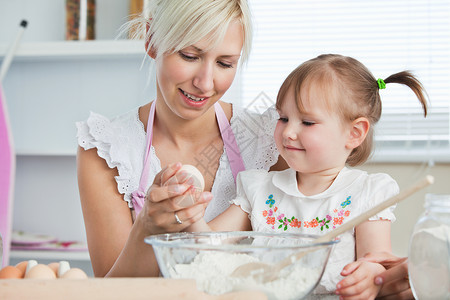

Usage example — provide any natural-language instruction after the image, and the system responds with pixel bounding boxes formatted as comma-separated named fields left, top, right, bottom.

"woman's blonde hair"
left=276, top=54, right=428, bottom=166
left=128, top=0, right=252, bottom=64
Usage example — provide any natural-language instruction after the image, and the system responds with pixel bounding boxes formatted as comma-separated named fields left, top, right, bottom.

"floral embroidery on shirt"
left=277, top=214, right=302, bottom=231
left=341, top=196, right=351, bottom=208
left=261, top=194, right=353, bottom=231
left=266, top=194, right=275, bottom=208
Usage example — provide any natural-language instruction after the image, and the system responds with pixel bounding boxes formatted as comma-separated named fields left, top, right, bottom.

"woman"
left=76, top=0, right=283, bottom=277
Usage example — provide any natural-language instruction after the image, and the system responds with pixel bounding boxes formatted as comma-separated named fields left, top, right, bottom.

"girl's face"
left=154, top=20, right=243, bottom=120
left=274, top=86, right=353, bottom=175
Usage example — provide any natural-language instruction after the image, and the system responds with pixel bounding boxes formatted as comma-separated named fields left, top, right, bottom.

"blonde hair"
left=276, top=54, right=428, bottom=166
left=127, top=0, right=252, bottom=64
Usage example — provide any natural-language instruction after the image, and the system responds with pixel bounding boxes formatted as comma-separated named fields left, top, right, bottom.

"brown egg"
left=47, top=262, right=60, bottom=274
left=14, top=261, right=28, bottom=278
left=25, top=264, right=57, bottom=279
left=60, top=268, right=88, bottom=279
left=0, top=266, right=22, bottom=279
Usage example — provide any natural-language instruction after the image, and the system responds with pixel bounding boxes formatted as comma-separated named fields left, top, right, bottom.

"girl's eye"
left=179, top=52, right=197, bottom=61
left=278, top=117, right=288, bottom=123
left=302, top=120, right=315, bottom=126
left=217, top=61, right=233, bottom=69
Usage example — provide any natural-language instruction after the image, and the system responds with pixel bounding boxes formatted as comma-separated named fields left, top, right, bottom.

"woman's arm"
left=77, top=147, right=135, bottom=276
left=77, top=147, right=211, bottom=277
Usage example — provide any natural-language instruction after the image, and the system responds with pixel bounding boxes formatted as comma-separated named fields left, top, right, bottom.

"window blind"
left=241, top=0, right=450, bottom=163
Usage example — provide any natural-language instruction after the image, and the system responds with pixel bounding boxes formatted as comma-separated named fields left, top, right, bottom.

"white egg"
left=179, top=165, right=205, bottom=190
left=177, top=164, right=205, bottom=207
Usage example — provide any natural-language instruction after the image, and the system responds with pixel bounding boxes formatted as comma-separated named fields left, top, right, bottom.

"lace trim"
left=77, top=111, right=144, bottom=208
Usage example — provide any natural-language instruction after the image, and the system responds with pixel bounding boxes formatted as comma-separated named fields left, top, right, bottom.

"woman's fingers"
left=153, top=162, right=183, bottom=186
left=146, top=182, right=191, bottom=204
left=375, top=261, right=411, bottom=299
left=361, top=253, right=412, bottom=299
left=163, top=169, right=194, bottom=187
left=376, top=287, right=413, bottom=300
left=374, top=259, right=408, bottom=286
left=376, top=278, right=412, bottom=299
left=173, top=203, right=208, bottom=225
left=362, top=252, right=403, bottom=267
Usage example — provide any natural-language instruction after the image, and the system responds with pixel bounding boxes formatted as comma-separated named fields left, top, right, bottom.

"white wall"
left=360, top=163, right=450, bottom=256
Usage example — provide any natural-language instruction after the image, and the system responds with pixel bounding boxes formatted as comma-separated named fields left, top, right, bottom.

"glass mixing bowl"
left=145, top=231, right=338, bottom=300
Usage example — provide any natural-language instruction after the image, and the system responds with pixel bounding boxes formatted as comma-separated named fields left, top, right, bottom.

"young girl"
left=188, top=54, right=428, bottom=299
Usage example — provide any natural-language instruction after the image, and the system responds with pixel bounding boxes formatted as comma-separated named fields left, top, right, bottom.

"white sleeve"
left=231, top=169, right=269, bottom=214
left=76, top=111, right=140, bottom=208
left=363, top=173, right=399, bottom=222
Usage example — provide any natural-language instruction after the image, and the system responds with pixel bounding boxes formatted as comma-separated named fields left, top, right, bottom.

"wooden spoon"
left=231, top=175, right=435, bottom=282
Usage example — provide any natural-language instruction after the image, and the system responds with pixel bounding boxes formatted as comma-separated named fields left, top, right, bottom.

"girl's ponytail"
left=383, top=71, right=428, bottom=117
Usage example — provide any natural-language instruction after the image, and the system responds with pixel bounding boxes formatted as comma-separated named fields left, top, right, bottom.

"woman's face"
left=155, top=20, right=244, bottom=120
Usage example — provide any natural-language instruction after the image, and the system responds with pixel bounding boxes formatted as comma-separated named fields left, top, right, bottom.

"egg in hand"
left=176, top=164, right=205, bottom=207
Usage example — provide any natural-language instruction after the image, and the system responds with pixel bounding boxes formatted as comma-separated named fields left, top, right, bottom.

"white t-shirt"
left=232, top=167, right=399, bottom=293
left=76, top=105, right=280, bottom=221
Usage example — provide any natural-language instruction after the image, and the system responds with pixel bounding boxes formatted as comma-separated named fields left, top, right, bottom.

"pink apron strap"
left=131, top=101, right=245, bottom=217
left=131, top=101, right=156, bottom=216
left=214, top=102, right=245, bottom=181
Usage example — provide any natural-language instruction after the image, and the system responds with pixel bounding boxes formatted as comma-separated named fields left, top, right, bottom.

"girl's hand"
left=335, top=259, right=385, bottom=300
left=137, top=162, right=212, bottom=234
left=362, top=252, right=413, bottom=300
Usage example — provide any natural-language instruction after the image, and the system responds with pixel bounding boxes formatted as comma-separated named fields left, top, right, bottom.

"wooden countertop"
left=0, top=278, right=268, bottom=300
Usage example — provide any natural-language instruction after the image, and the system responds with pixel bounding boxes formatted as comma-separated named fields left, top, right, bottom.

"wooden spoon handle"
left=314, top=175, right=434, bottom=244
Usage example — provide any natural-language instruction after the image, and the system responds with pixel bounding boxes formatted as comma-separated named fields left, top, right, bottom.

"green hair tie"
left=377, top=78, right=386, bottom=90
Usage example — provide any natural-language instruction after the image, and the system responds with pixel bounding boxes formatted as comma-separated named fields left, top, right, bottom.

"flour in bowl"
left=171, top=251, right=321, bottom=300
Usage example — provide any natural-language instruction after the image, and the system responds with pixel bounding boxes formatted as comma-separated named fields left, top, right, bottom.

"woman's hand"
left=362, top=252, right=413, bottom=300
left=336, top=259, right=385, bottom=300
left=137, top=162, right=212, bottom=234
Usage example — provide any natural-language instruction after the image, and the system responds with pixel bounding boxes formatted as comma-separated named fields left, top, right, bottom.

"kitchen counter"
left=0, top=278, right=341, bottom=299
left=0, top=278, right=268, bottom=300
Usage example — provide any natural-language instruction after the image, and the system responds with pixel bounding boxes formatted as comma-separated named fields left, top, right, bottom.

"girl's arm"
left=335, top=220, right=391, bottom=299
left=185, top=204, right=252, bottom=232
left=77, top=147, right=209, bottom=277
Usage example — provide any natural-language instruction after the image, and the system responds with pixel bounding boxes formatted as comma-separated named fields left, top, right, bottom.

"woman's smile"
left=179, top=88, right=211, bottom=108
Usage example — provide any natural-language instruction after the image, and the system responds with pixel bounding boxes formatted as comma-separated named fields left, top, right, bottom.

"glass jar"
left=408, top=194, right=450, bottom=300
